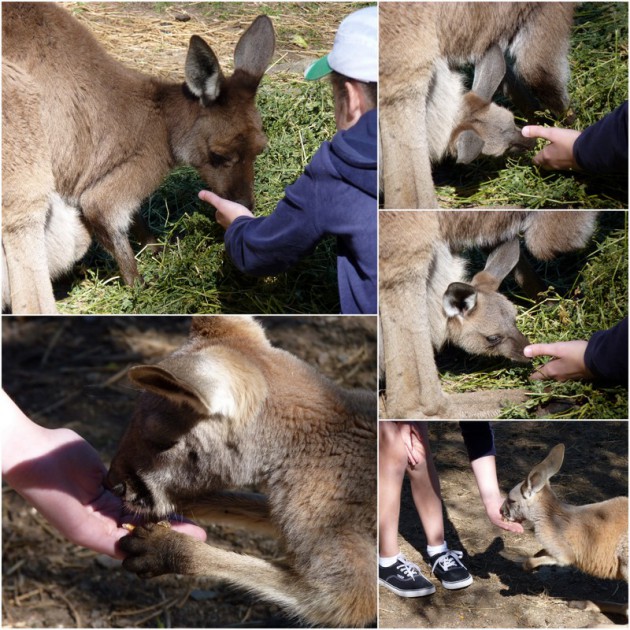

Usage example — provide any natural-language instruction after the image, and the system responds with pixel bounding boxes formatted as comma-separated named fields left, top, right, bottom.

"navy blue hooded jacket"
left=573, top=102, right=628, bottom=173
left=224, top=109, right=377, bottom=314
left=584, top=317, right=628, bottom=386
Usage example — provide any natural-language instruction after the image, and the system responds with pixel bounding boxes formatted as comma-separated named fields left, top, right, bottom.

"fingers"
left=523, top=343, right=560, bottom=359
left=522, top=125, right=554, bottom=141
left=198, top=189, right=221, bottom=206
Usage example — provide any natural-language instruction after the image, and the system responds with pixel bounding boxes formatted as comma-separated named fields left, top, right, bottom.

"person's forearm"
left=2, top=391, right=51, bottom=479
left=470, top=455, right=502, bottom=508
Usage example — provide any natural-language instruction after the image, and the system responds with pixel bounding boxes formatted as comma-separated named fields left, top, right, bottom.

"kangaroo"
left=380, top=2, right=574, bottom=208
left=2, top=3, right=275, bottom=313
left=426, top=46, right=535, bottom=166
left=379, top=239, right=530, bottom=383
left=501, top=444, right=628, bottom=618
left=108, top=316, right=377, bottom=627
left=379, top=210, right=598, bottom=419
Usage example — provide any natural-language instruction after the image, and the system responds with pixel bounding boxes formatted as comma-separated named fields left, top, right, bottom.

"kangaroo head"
left=107, top=316, right=269, bottom=517
left=501, top=444, right=565, bottom=523
left=176, top=16, right=275, bottom=209
left=450, top=44, right=535, bottom=164
left=442, top=239, right=531, bottom=362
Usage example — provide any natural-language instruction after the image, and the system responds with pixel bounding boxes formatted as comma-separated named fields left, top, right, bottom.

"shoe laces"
left=396, top=557, right=421, bottom=579
left=431, top=549, right=464, bottom=574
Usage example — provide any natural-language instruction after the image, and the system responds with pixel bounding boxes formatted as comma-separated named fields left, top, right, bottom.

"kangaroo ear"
left=472, top=239, right=521, bottom=291
left=472, top=44, right=506, bottom=101
left=128, top=365, right=210, bottom=415
left=443, top=282, right=478, bottom=319
left=455, top=129, right=485, bottom=164
left=234, top=15, right=275, bottom=84
left=523, top=444, right=565, bottom=499
left=185, top=35, right=225, bottom=105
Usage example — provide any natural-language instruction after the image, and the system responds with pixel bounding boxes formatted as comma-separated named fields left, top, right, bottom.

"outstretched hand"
left=524, top=340, right=592, bottom=382
left=522, top=125, right=582, bottom=171
left=198, top=190, right=254, bottom=229
left=3, top=392, right=206, bottom=560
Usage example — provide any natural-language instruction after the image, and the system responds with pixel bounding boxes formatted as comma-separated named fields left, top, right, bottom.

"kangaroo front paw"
left=120, top=521, right=187, bottom=578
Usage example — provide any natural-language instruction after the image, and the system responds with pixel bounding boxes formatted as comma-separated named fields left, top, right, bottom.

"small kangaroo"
left=426, top=46, right=535, bottom=166
left=379, top=210, right=598, bottom=419
left=380, top=2, right=574, bottom=208
left=108, top=316, right=377, bottom=627
left=501, top=444, right=628, bottom=618
left=2, top=3, right=275, bottom=313
left=379, top=238, right=530, bottom=383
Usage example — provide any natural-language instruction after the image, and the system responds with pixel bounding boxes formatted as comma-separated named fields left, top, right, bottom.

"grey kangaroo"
left=380, top=2, right=574, bottom=208
left=379, top=210, right=598, bottom=419
left=502, top=444, right=628, bottom=618
left=379, top=238, right=530, bottom=383
left=2, top=3, right=275, bottom=313
left=108, top=316, right=377, bottom=627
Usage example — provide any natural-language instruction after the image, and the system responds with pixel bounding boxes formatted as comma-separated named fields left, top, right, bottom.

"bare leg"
left=379, top=421, right=408, bottom=557
left=406, top=422, right=444, bottom=547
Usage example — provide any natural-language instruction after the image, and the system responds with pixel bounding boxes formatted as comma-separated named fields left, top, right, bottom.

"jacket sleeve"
left=459, top=422, right=496, bottom=461
left=584, top=318, right=628, bottom=385
left=224, top=151, right=328, bottom=276
left=573, top=102, right=628, bottom=174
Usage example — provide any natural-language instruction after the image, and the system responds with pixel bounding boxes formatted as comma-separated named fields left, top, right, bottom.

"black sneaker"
left=379, top=555, right=436, bottom=598
left=429, top=550, right=473, bottom=590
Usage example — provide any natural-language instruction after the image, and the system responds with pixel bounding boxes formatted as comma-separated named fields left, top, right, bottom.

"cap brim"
left=304, top=55, right=332, bottom=81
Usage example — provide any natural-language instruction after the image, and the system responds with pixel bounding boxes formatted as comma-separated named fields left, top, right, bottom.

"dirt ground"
left=379, top=421, right=628, bottom=628
left=2, top=316, right=377, bottom=628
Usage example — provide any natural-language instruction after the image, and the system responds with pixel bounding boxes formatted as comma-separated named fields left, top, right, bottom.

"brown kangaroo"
left=502, top=444, right=628, bottom=619
left=108, top=316, right=377, bottom=627
left=380, top=2, right=574, bottom=208
left=2, top=3, right=275, bottom=313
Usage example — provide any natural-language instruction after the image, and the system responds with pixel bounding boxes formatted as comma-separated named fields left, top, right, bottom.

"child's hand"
left=522, top=126, right=582, bottom=171
left=198, top=190, right=254, bottom=229
left=524, top=340, right=593, bottom=381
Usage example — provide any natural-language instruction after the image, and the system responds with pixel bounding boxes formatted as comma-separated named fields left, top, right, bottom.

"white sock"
left=427, top=542, right=448, bottom=557
left=379, top=553, right=401, bottom=567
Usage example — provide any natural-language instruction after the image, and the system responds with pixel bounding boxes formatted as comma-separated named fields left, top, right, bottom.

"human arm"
left=460, top=422, right=524, bottom=533
left=2, top=391, right=206, bottom=559
left=203, top=153, right=329, bottom=276
left=470, top=455, right=524, bottom=533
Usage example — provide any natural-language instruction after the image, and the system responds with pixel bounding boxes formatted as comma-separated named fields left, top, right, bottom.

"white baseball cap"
left=304, top=6, right=377, bottom=83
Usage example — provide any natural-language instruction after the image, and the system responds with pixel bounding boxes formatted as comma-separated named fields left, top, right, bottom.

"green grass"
left=438, top=211, right=628, bottom=419
left=435, top=2, right=628, bottom=208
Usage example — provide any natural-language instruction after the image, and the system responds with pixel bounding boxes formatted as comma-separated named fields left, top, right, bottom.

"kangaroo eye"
left=486, top=335, right=503, bottom=345
left=149, top=439, right=177, bottom=452
left=209, top=151, right=229, bottom=167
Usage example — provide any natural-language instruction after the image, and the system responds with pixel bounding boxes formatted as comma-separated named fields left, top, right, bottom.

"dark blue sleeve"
left=584, top=318, right=628, bottom=386
left=573, top=102, right=628, bottom=174
left=459, top=422, right=496, bottom=461
left=223, top=149, right=328, bottom=276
